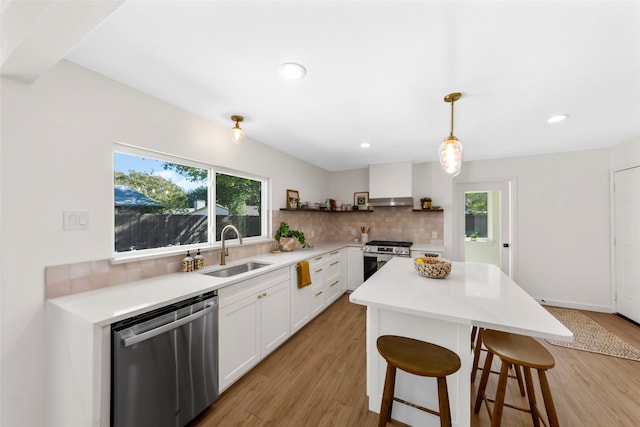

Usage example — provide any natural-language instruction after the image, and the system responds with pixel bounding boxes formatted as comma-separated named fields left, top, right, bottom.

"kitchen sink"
left=202, top=261, right=272, bottom=278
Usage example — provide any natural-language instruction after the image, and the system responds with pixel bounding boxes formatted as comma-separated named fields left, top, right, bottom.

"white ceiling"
left=11, top=1, right=640, bottom=171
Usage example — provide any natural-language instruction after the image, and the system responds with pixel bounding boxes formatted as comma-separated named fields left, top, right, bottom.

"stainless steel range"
left=363, top=240, right=413, bottom=281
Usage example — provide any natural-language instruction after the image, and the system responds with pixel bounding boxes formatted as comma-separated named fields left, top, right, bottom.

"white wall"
left=328, top=167, right=368, bottom=207
left=0, top=60, right=330, bottom=426
left=454, top=150, right=612, bottom=311
left=610, top=137, right=640, bottom=170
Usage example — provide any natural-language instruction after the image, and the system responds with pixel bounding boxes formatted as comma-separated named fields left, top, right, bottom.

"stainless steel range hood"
left=368, top=162, right=414, bottom=207
left=368, top=197, right=414, bottom=207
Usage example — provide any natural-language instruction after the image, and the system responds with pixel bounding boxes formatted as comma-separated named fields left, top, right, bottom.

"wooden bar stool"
left=472, top=327, right=526, bottom=397
left=376, top=335, right=461, bottom=427
left=474, top=330, right=559, bottom=427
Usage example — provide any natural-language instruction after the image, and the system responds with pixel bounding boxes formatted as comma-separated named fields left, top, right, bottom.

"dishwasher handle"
left=122, top=300, right=217, bottom=347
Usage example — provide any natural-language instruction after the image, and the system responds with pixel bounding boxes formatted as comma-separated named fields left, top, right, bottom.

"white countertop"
left=410, top=243, right=445, bottom=253
left=349, top=258, right=573, bottom=342
left=48, top=242, right=355, bottom=326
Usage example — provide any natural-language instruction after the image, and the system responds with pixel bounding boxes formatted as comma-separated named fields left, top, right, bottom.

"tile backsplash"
left=275, top=207, right=444, bottom=244
left=46, top=208, right=443, bottom=299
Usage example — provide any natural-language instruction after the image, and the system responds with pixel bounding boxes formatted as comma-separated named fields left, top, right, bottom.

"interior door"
left=615, top=167, right=640, bottom=322
left=454, top=179, right=515, bottom=278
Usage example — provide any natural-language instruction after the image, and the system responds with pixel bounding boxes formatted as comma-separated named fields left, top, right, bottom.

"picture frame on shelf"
left=354, top=191, right=369, bottom=209
left=286, top=189, right=300, bottom=209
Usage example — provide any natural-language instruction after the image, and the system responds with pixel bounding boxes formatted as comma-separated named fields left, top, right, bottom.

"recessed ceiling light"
left=360, top=142, right=371, bottom=148
left=547, top=114, right=569, bottom=123
left=279, top=62, right=307, bottom=80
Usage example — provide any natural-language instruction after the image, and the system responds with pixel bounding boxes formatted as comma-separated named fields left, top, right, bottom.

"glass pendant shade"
left=438, top=136, right=463, bottom=177
left=230, top=115, right=244, bottom=143
left=231, top=125, right=244, bottom=143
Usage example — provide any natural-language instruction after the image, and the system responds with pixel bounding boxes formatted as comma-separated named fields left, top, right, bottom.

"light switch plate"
left=64, top=211, right=90, bottom=230
left=431, top=231, right=438, bottom=238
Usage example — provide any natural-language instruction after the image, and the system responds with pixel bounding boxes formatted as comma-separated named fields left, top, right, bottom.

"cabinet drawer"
left=219, top=267, right=290, bottom=307
left=325, top=250, right=341, bottom=263
left=325, top=258, right=341, bottom=281
left=308, top=254, right=326, bottom=271
left=326, top=277, right=342, bottom=302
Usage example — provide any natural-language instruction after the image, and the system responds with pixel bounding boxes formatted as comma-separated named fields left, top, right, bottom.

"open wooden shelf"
left=280, top=208, right=373, bottom=213
left=412, top=209, right=444, bottom=212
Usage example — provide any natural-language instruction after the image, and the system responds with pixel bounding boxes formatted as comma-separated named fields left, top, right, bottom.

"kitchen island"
left=349, top=258, right=573, bottom=427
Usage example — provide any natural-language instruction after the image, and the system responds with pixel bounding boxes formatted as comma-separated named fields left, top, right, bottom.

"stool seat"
left=376, top=335, right=461, bottom=427
left=482, top=331, right=555, bottom=370
left=377, top=335, right=461, bottom=377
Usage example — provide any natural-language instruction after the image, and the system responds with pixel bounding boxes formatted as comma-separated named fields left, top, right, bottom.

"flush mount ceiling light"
left=279, top=62, right=307, bottom=80
left=230, top=115, right=244, bottom=143
left=360, top=142, right=371, bottom=148
left=547, top=114, right=569, bottom=123
left=438, top=92, right=463, bottom=177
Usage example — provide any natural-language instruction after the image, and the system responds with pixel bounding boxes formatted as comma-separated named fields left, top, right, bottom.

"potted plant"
left=274, top=221, right=313, bottom=251
left=420, top=197, right=432, bottom=209
left=469, top=231, right=479, bottom=241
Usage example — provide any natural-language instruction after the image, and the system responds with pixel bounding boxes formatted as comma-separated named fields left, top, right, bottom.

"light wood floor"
left=192, top=294, right=640, bottom=426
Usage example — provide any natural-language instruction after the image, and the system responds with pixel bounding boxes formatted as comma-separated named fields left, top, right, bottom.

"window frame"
left=112, top=143, right=271, bottom=262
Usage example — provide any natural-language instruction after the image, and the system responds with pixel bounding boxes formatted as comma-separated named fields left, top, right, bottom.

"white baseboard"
left=534, top=298, right=613, bottom=313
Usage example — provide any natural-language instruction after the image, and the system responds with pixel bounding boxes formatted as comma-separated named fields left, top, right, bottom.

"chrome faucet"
left=220, top=224, right=243, bottom=265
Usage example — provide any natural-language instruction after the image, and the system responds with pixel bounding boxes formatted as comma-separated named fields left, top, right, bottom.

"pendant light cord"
left=450, top=99, right=455, bottom=138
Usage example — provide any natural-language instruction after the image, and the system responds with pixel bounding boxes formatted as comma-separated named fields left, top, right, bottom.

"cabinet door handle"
left=330, top=261, right=339, bottom=266
left=330, top=281, right=339, bottom=287
left=315, top=256, right=324, bottom=261
left=315, top=268, right=323, bottom=273
left=257, top=294, right=262, bottom=299
left=263, top=292, right=267, bottom=297
left=329, top=250, right=339, bottom=255
left=315, top=291, right=323, bottom=296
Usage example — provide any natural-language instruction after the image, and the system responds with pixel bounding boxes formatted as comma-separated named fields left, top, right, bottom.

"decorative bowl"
left=414, top=257, right=452, bottom=279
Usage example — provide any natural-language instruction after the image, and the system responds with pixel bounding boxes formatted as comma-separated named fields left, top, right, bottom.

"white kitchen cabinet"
left=347, top=246, right=364, bottom=290
left=290, top=264, right=311, bottom=333
left=219, top=267, right=290, bottom=391
left=260, top=279, right=290, bottom=356
left=309, top=252, right=329, bottom=317
left=290, top=249, right=345, bottom=332
left=324, top=253, right=342, bottom=305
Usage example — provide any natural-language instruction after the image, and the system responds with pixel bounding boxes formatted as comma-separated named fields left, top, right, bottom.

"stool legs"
left=378, top=364, right=396, bottom=427
left=474, top=350, right=494, bottom=413
left=538, top=369, right=560, bottom=427
left=475, top=357, right=559, bottom=427
left=437, top=377, right=452, bottom=427
left=471, top=328, right=484, bottom=383
left=490, top=361, right=511, bottom=427
left=522, top=367, right=540, bottom=426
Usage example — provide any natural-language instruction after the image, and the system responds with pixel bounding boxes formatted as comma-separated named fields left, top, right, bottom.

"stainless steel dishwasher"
left=111, top=291, right=218, bottom=427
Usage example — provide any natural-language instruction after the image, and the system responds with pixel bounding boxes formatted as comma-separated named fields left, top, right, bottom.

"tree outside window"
left=465, top=192, right=488, bottom=238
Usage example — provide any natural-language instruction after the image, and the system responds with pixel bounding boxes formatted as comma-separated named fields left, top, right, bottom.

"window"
left=215, top=171, right=264, bottom=241
left=465, top=192, right=489, bottom=238
left=114, top=146, right=268, bottom=257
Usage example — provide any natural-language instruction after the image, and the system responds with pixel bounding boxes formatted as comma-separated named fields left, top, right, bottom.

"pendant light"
left=438, top=92, right=463, bottom=177
left=230, top=115, right=244, bottom=143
